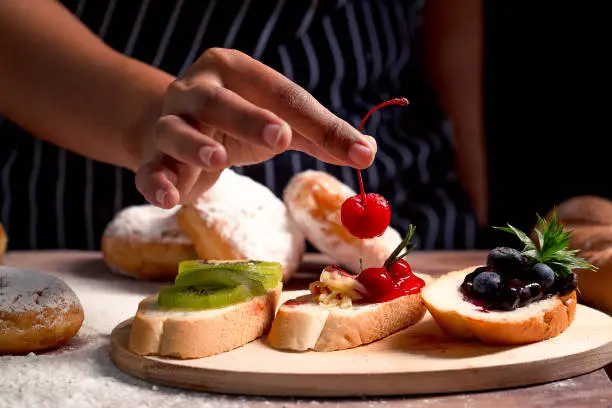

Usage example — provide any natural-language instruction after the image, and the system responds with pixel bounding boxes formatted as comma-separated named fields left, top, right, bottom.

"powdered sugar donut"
left=0, top=266, right=84, bottom=354
left=178, top=168, right=306, bottom=282
left=101, top=205, right=198, bottom=281
left=283, top=170, right=402, bottom=273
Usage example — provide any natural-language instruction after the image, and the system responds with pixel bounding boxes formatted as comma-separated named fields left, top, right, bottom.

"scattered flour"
left=0, top=253, right=393, bottom=408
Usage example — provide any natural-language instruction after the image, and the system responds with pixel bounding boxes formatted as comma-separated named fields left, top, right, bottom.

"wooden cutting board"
left=109, top=290, right=612, bottom=397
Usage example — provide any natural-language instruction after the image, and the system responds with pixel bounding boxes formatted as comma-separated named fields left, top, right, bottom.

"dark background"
left=481, top=2, right=610, bottom=248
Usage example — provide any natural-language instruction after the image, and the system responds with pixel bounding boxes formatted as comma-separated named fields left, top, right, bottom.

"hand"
left=134, top=48, right=376, bottom=209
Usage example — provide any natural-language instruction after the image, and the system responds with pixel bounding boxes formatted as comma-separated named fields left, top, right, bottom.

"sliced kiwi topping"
left=176, top=260, right=282, bottom=290
left=157, top=284, right=266, bottom=310
left=157, top=260, right=282, bottom=310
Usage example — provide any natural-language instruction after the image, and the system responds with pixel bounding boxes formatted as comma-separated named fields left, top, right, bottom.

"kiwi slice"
left=157, top=283, right=266, bottom=310
left=176, top=260, right=282, bottom=290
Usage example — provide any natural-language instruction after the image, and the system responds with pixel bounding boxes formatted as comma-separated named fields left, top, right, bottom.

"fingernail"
left=263, top=124, right=283, bottom=148
left=156, top=189, right=168, bottom=207
left=365, top=135, right=377, bottom=150
left=164, top=169, right=178, bottom=185
left=348, top=143, right=374, bottom=167
left=199, top=146, right=216, bottom=166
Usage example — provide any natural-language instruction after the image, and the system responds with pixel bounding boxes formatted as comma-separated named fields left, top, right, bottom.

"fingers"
left=289, top=133, right=378, bottom=167
left=134, top=160, right=181, bottom=209
left=135, top=155, right=201, bottom=209
left=193, top=48, right=375, bottom=168
left=165, top=76, right=292, bottom=153
left=153, top=114, right=228, bottom=169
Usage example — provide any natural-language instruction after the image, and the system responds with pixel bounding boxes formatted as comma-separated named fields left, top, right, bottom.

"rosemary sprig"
left=384, top=224, right=416, bottom=268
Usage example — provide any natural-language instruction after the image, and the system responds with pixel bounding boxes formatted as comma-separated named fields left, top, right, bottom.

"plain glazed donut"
left=178, top=169, right=306, bottom=282
left=283, top=170, right=402, bottom=273
left=101, top=205, right=198, bottom=281
left=538, top=195, right=612, bottom=315
left=0, top=223, right=6, bottom=264
left=0, top=266, right=84, bottom=354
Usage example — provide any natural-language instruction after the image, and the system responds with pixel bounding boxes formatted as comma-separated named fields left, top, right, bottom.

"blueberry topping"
left=491, top=286, right=520, bottom=311
left=519, top=282, right=543, bottom=307
left=554, top=273, right=577, bottom=296
left=472, top=272, right=502, bottom=298
left=529, top=263, right=556, bottom=291
left=486, top=247, right=527, bottom=276
left=467, top=267, right=488, bottom=282
left=463, top=259, right=577, bottom=311
left=460, top=267, right=490, bottom=296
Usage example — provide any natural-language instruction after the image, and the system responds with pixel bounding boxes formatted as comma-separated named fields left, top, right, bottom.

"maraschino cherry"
left=355, top=225, right=425, bottom=302
left=340, top=98, right=409, bottom=239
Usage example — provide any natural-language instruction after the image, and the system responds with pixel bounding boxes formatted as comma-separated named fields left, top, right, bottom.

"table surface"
left=2, top=250, right=612, bottom=408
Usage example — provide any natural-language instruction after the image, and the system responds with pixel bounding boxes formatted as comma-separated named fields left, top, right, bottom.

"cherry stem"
left=384, top=224, right=416, bottom=269
left=356, top=97, right=409, bottom=197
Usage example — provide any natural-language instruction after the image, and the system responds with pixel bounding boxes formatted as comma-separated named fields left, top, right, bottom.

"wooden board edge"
left=107, top=311, right=612, bottom=397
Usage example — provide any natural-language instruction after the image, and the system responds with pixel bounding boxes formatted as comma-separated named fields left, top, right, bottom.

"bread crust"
left=422, top=267, right=577, bottom=345
left=128, top=284, right=282, bottom=359
left=267, top=292, right=427, bottom=352
left=283, top=170, right=401, bottom=273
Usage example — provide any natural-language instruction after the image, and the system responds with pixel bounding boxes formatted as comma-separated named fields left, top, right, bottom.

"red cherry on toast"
left=387, top=258, right=413, bottom=280
left=356, top=267, right=396, bottom=300
left=341, top=193, right=391, bottom=239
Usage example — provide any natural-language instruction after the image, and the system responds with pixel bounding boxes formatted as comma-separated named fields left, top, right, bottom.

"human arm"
left=422, top=0, right=488, bottom=226
left=0, top=0, right=375, bottom=208
left=0, top=0, right=169, bottom=173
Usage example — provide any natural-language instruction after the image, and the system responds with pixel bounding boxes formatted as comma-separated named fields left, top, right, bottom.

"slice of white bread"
left=422, top=267, right=577, bottom=345
left=267, top=291, right=427, bottom=352
left=128, top=283, right=282, bottom=359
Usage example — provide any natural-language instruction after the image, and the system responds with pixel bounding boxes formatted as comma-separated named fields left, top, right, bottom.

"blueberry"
left=472, top=272, right=502, bottom=298
left=519, top=282, right=543, bottom=306
left=529, top=263, right=556, bottom=292
left=487, top=247, right=527, bottom=276
left=554, top=273, right=577, bottom=296
left=506, top=278, right=526, bottom=289
left=491, top=286, right=520, bottom=311
left=460, top=279, right=473, bottom=296
left=461, top=267, right=490, bottom=296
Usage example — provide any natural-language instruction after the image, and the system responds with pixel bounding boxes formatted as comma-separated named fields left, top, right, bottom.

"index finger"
left=191, top=48, right=375, bottom=169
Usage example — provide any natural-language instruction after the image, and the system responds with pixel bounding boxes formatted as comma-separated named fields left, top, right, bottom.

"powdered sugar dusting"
left=193, top=169, right=305, bottom=273
left=103, top=205, right=191, bottom=244
left=0, top=266, right=80, bottom=314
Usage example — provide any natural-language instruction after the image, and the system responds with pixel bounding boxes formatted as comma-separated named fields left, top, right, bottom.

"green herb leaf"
left=493, top=209, right=598, bottom=277
left=384, top=224, right=416, bottom=268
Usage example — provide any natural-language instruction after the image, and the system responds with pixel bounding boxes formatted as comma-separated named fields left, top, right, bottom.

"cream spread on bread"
left=308, top=266, right=367, bottom=308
